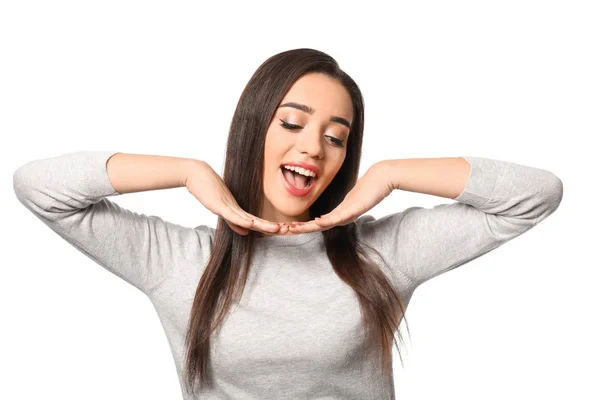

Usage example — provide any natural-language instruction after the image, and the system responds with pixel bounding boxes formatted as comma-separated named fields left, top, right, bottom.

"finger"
left=232, top=207, right=278, bottom=229
left=227, top=221, right=250, bottom=236
left=307, top=213, right=345, bottom=230
left=248, top=218, right=282, bottom=233
left=224, top=206, right=281, bottom=234
left=221, top=200, right=280, bottom=233
left=220, top=206, right=256, bottom=231
left=314, top=201, right=348, bottom=225
left=288, top=220, right=325, bottom=234
left=227, top=206, right=266, bottom=228
left=244, top=215, right=282, bottom=233
left=314, top=210, right=341, bottom=225
left=228, top=206, right=254, bottom=223
left=319, top=207, right=359, bottom=227
left=278, top=223, right=291, bottom=235
left=319, top=211, right=350, bottom=227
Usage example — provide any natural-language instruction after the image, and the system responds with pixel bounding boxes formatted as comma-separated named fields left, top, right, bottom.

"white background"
left=2, top=1, right=598, bottom=399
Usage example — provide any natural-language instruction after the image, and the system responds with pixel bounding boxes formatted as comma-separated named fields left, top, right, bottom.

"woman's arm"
left=380, top=157, right=472, bottom=199
left=13, top=151, right=210, bottom=296
left=354, top=156, right=563, bottom=288
left=105, top=152, right=202, bottom=194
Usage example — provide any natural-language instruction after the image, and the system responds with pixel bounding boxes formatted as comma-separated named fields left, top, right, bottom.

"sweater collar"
left=253, top=230, right=323, bottom=247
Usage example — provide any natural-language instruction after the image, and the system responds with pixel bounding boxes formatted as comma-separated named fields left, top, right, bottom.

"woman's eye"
left=279, top=119, right=301, bottom=130
left=326, top=136, right=345, bottom=148
left=279, top=119, right=345, bottom=148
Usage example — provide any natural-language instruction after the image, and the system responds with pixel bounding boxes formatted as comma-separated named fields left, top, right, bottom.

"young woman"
left=13, top=48, right=563, bottom=399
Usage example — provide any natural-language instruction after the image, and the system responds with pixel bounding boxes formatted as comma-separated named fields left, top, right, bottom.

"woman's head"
left=223, top=48, right=364, bottom=232
left=262, top=72, right=353, bottom=223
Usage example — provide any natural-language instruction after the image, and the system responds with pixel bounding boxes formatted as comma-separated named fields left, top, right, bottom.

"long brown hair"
left=183, top=48, right=411, bottom=396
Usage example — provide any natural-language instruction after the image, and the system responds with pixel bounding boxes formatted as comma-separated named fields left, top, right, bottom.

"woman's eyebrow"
left=278, top=102, right=351, bottom=129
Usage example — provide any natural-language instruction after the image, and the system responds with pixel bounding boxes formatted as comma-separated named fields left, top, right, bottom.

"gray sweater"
left=12, top=151, right=563, bottom=399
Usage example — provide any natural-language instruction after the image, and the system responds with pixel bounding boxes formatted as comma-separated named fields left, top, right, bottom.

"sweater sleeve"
left=12, top=151, right=206, bottom=296
left=353, top=156, right=563, bottom=289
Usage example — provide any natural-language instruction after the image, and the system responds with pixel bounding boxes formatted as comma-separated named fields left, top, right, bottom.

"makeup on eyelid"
left=279, top=119, right=345, bottom=147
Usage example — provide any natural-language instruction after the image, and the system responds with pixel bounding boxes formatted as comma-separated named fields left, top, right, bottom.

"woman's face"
left=261, top=72, right=353, bottom=224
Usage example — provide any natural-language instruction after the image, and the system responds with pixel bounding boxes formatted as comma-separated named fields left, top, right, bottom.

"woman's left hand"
left=289, top=161, right=394, bottom=234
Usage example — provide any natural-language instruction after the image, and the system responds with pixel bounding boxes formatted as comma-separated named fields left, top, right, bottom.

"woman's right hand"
left=185, top=160, right=284, bottom=236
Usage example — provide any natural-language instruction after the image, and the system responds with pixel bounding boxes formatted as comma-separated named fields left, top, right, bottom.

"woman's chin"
left=273, top=205, right=311, bottom=220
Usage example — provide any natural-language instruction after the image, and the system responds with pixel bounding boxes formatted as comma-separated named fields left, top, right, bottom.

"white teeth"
left=282, top=165, right=316, bottom=178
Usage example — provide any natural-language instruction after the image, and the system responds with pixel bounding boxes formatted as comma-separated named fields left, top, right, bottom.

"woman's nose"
left=297, top=128, right=324, bottom=159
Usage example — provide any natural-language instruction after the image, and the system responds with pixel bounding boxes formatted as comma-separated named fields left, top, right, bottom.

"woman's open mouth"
left=279, top=165, right=317, bottom=197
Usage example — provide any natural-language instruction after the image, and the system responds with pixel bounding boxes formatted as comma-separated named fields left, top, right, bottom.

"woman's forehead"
left=279, top=74, right=353, bottom=122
